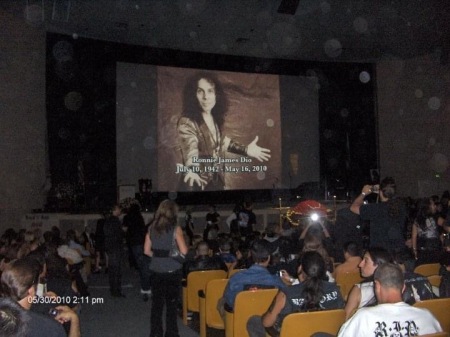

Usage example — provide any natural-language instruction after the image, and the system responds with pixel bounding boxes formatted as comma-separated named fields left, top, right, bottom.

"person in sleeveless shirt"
left=144, top=200, right=188, bottom=337
left=344, top=247, right=392, bottom=320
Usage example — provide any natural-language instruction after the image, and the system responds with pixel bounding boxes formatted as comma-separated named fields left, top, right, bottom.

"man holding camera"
left=350, top=177, right=407, bottom=254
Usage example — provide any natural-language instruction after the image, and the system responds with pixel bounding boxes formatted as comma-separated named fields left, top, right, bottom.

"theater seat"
left=279, top=309, right=346, bottom=337
left=228, top=268, right=245, bottom=278
left=182, top=269, right=227, bottom=325
left=335, top=270, right=363, bottom=300
left=225, top=288, right=278, bottom=337
left=414, top=263, right=440, bottom=277
left=414, top=298, right=450, bottom=333
left=199, top=278, right=228, bottom=337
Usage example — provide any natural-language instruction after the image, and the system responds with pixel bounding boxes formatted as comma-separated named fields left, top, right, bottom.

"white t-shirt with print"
left=337, top=302, right=442, bottom=337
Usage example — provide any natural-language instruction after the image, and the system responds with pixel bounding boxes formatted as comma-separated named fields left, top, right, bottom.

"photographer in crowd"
left=350, top=177, right=407, bottom=255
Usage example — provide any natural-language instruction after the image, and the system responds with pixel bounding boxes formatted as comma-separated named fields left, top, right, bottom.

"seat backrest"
left=187, top=270, right=227, bottom=312
left=335, top=271, right=363, bottom=299
left=231, top=288, right=278, bottom=337
left=414, top=263, right=441, bottom=277
left=414, top=298, right=450, bottom=332
left=279, top=309, right=346, bottom=337
left=228, top=268, right=245, bottom=278
left=205, top=278, right=228, bottom=329
left=427, top=275, right=442, bottom=288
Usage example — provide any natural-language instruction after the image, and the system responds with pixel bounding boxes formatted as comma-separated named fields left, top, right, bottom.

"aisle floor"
left=79, top=266, right=201, bottom=337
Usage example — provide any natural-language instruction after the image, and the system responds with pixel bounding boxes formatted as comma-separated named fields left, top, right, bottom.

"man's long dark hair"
left=181, top=71, right=228, bottom=131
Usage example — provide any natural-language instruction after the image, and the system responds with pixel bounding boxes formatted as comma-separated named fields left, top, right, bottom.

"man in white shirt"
left=338, top=263, right=442, bottom=337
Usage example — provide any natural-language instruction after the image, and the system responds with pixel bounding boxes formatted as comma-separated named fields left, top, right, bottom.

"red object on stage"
left=291, top=200, right=328, bottom=216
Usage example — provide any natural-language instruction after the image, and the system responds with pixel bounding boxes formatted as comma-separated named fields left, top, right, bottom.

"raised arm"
left=350, top=185, right=373, bottom=215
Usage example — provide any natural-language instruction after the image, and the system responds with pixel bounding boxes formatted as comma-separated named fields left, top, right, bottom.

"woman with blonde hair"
left=144, top=199, right=188, bottom=337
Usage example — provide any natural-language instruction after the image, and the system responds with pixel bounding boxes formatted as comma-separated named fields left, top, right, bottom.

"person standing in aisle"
left=104, top=204, right=126, bottom=297
left=144, top=199, right=188, bottom=337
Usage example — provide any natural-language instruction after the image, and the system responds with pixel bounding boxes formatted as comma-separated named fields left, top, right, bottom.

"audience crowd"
left=1, top=178, right=450, bottom=336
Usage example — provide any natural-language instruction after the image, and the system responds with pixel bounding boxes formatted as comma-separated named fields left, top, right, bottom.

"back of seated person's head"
left=25, top=251, right=46, bottom=277
left=302, top=234, right=331, bottom=264
left=1, top=258, right=40, bottom=302
left=46, top=253, right=70, bottom=280
left=196, top=241, right=210, bottom=257
left=298, top=251, right=327, bottom=310
left=252, top=231, right=262, bottom=239
left=0, top=297, right=29, bottom=337
left=250, top=240, right=270, bottom=264
left=443, top=236, right=450, bottom=250
left=42, top=231, right=54, bottom=244
left=66, top=229, right=76, bottom=242
left=5, top=244, right=19, bottom=261
left=343, top=241, right=360, bottom=258
left=51, top=226, right=60, bottom=238
left=303, top=233, right=323, bottom=251
left=2, top=229, right=18, bottom=246
left=301, top=251, right=327, bottom=279
left=23, top=231, right=35, bottom=244
left=236, top=242, right=249, bottom=259
left=243, top=201, right=253, bottom=210
left=392, top=249, right=415, bottom=272
left=192, top=234, right=203, bottom=248
left=264, top=223, right=279, bottom=238
left=219, top=240, right=231, bottom=253
left=269, top=251, right=283, bottom=266
left=373, top=263, right=404, bottom=302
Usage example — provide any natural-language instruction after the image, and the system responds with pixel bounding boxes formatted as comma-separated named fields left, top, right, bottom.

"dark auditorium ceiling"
left=3, top=0, right=450, bottom=62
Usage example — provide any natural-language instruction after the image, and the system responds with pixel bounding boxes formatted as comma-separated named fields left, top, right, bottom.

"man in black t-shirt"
left=350, top=177, right=407, bottom=254
left=238, top=201, right=257, bottom=237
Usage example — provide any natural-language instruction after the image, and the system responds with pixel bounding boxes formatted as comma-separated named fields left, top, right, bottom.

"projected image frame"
left=156, top=66, right=282, bottom=192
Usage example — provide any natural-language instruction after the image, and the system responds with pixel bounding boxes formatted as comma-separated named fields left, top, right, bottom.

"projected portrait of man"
left=156, top=67, right=282, bottom=192
left=176, top=72, right=271, bottom=191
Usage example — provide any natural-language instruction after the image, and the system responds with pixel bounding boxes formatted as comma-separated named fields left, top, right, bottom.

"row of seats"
left=186, top=264, right=449, bottom=337
left=200, top=281, right=450, bottom=337
left=182, top=268, right=246, bottom=324
left=335, top=262, right=442, bottom=299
